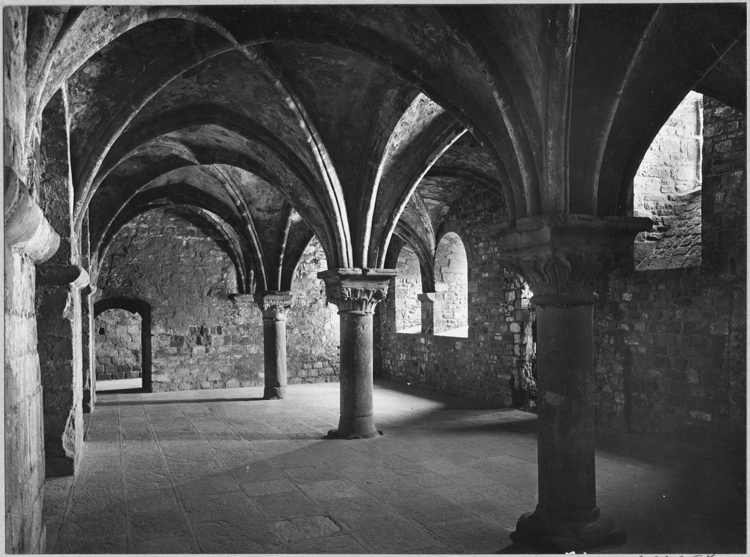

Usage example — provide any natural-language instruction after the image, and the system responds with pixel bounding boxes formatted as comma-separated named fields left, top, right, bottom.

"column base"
left=263, top=386, right=286, bottom=400
left=510, top=508, right=625, bottom=552
left=325, top=416, right=383, bottom=439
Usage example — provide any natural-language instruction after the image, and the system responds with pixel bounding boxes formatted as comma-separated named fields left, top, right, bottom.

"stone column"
left=81, top=285, right=97, bottom=413
left=255, top=292, right=294, bottom=400
left=36, top=264, right=90, bottom=477
left=418, top=292, right=436, bottom=334
left=318, top=268, right=397, bottom=439
left=497, top=215, right=649, bottom=552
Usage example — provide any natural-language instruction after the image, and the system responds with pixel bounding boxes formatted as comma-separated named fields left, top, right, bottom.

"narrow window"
left=634, top=91, right=703, bottom=270
left=395, top=244, right=422, bottom=334
left=434, top=232, right=468, bottom=337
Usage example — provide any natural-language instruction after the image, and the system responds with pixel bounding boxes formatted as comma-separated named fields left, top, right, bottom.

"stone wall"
left=5, top=250, right=47, bottom=553
left=97, top=208, right=340, bottom=392
left=634, top=91, right=703, bottom=266
left=380, top=187, right=534, bottom=406
left=593, top=98, right=745, bottom=451
left=95, top=309, right=142, bottom=380
left=4, top=7, right=46, bottom=552
left=286, top=237, right=340, bottom=382
left=394, top=244, right=422, bottom=332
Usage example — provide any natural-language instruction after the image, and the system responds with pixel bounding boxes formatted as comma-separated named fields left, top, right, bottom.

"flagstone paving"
left=43, top=380, right=745, bottom=554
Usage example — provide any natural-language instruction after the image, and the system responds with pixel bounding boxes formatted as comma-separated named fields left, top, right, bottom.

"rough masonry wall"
left=594, top=99, right=745, bottom=451
left=4, top=8, right=46, bottom=552
left=95, top=309, right=142, bottom=380
left=286, top=238, right=340, bottom=382
left=380, top=187, right=532, bottom=406
left=394, top=245, right=422, bottom=332
left=634, top=91, right=703, bottom=267
left=5, top=250, right=46, bottom=553
left=98, top=209, right=339, bottom=392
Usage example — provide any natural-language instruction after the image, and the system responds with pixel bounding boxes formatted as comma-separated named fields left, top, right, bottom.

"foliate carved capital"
left=317, top=268, right=397, bottom=315
left=495, top=215, right=651, bottom=306
left=255, top=291, right=294, bottom=321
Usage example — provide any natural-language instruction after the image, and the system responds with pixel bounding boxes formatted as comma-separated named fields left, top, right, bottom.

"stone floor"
left=44, top=380, right=746, bottom=554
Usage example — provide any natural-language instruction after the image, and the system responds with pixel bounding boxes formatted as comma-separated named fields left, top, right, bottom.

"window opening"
left=395, top=244, right=422, bottom=334
left=634, top=91, right=703, bottom=270
left=434, top=231, right=469, bottom=337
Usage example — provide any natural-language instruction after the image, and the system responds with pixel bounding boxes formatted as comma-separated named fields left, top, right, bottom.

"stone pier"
left=318, top=268, right=397, bottom=439
left=498, top=215, right=650, bottom=552
left=256, top=291, right=294, bottom=400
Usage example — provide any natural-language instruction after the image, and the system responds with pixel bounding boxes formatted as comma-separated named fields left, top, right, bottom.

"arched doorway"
left=93, top=297, right=152, bottom=392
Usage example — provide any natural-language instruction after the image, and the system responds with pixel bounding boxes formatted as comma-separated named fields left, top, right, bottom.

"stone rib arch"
left=81, top=110, right=345, bottom=270
left=371, top=102, right=466, bottom=269
left=93, top=296, right=153, bottom=393
left=26, top=6, right=238, bottom=154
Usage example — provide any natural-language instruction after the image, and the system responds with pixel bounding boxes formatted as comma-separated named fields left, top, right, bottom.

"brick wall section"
left=98, top=208, right=340, bottom=392
left=95, top=309, right=142, bottom=380
left=593, top=99, right=745, bottom=451
left=380, top=187, right=533, bottom=405
left=634, top=91, right=702, bottom=266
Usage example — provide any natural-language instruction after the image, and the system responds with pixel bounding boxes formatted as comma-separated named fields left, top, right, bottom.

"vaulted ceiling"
left=25, top=4, right=746, bottom=293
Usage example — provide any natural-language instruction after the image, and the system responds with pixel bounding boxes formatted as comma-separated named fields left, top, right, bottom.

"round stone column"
left=256, top=292, right=293, bottom=400
left=318, top=268, right=397, bottom=439
left=533, top=294, right=598, bottom=521
left=496, top=215, right=651, bottom=552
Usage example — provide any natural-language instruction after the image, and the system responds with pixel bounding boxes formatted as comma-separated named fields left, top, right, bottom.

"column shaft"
left=535, top=302, right=596, bottom=518
left=254, top=292, right=293, bottom=400
left=318, top=268, right=397, bottom=440
left=495, top=214, right=651, bottom=551
left=263, top=314, right=288, bottom=399
left=338, top=311, right=376, bottom=438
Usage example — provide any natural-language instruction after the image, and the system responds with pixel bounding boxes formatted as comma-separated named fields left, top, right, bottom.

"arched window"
left=395, top=244, right=422, bottom=333
left=634, top=91, right=703, bottom=270
left=434, top=231, right=468, bottom=337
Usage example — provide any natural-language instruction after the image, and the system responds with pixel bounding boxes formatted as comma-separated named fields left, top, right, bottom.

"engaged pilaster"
left=81, top=285, right=97, bottom=413
left=36, top=264, right=90, bottom=477
left=255, top=292, right=294, bottom=400
left=497, top=215, right=649, bottom=552
left=318, top=268, right=397, bottom=439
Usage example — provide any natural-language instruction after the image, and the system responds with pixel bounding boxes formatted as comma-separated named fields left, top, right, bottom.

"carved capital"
left=255, top=291, right=294, bottom=321
left=317, top=268, right=397, bottom=315
left=5, top=166, right=60, bottom=263
left=495, top=215, right=651, bottom=305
